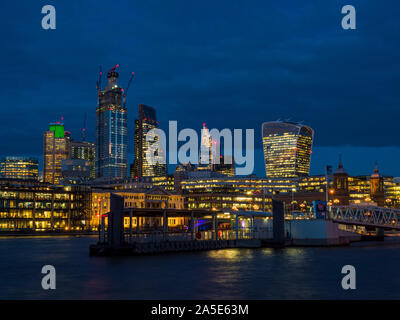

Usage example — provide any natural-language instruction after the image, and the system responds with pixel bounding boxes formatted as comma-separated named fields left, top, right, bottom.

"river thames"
left=1, top=236, right=399, bottom=299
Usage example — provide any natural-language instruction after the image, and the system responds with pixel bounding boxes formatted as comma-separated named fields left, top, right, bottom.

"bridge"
left=329, top=205, right=400, bottom=230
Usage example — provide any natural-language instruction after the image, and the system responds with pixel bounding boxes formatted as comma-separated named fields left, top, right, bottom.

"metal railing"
left=330, top=205, right=400, bottom=229
left=121, top=228, right=273, bottom=244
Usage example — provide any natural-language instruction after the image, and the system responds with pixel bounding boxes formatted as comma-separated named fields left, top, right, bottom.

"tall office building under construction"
left=95, top=65, right=128, bottom=180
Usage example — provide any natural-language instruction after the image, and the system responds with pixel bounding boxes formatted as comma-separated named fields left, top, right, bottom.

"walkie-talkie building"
left=96, top=66, right=127, bottom=180
left=262, top=121, right=314, bottom=178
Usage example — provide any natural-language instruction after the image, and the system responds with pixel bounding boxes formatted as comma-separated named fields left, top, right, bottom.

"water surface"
left=0, top=236, right=399, bottom=299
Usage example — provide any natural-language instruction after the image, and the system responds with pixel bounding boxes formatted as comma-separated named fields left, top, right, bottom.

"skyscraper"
left=96, top=66, right=127, bottom=180
left=44, top=123, right=68, bottom=184
left=213, top=155, right=235, bottom=176
left=262, top=121, right=313, bottom=178
left=69, top=140, right=95, bottom=179
left=0, top=157, right=39, bottom=180
left=131, top=104, right=167, bottom=178
left=198, top=123, right=213, bottom=171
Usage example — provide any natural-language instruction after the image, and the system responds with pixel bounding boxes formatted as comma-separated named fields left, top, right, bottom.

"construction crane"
left=123, top=71, right=135, bottom=108
left=109, top=64, right=119, bottom=73
left=82, top=112, right=87, bottom=141
left=96, top=66, right=102, bottom=105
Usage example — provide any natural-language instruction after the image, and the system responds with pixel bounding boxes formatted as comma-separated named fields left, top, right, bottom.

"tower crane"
left=123, top=72, right=135, bottom=108
left=109, top=64, right=119, bottom=72
left=96, top=65, right=102, bottom=104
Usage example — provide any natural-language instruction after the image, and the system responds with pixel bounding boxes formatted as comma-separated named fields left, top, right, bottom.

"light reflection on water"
left=1, top=236, right=400, bottom=299
left=207, top=248, right=252, bottom=261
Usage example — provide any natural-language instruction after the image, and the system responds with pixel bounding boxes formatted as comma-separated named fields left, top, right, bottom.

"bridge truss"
left=330, top=205, right=400, bottom=230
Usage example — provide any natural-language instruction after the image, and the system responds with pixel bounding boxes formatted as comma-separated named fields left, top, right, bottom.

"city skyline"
left=2, top=108, right=400, bottom=178
left=1, top=1, right=400, bottom=304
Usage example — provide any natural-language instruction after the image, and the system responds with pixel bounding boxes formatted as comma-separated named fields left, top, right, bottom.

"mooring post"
left=190, top=211, right=194, bottom=240
left=129, top=208, right=133, bottom=244
left=163, top=210, right=168, bottom=240
left=376, top=227, right=384, bottom=240
left=100, top=215, right=105, bottom=243
left=136, top=216, right=139, bottom=240
left=272, top=199, right=285, bottom=246
left=235, top=214, right=239, bottom=240
left=212, top=215, right=216, bottom=240
left=107, top=194, right=124, bottom=248
left=215, top=214, right=218, bottom=240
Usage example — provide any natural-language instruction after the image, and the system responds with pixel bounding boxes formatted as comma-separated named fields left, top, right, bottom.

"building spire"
left=338, top=154, right=343, bottom=169
left=374, top=160, right=379, bottom=173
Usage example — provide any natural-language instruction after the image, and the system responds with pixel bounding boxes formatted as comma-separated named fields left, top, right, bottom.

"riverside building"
left=0, top=179, right=91, bottom=231
left=0, top=157, right=39, bottom=181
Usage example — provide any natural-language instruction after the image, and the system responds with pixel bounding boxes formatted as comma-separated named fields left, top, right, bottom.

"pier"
left=89, top=194, right=285, bottom=256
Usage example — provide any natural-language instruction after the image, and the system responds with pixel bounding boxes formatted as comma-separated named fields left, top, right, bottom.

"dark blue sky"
left=0, top=1, right=399, bottom=176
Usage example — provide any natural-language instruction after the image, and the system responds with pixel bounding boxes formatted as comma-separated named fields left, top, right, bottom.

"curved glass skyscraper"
left=262, top=121, right=314, bottom=178
left=131, top=104, right=167, bottom=178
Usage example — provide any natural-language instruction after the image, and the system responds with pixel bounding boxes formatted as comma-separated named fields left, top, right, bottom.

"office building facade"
left=96, top=68, right=127, bottom=180
left=131, top=104, right=167, bottom=178
left=0, top=157, right=39, bottom=180
left=262, top=121, right=314, bottom=178
left=0, top=179, right=91, bottom=231
left=213, top=155, right=235, bottom=176
left=43, top=123, right=68, bottom=184
left=69, top=140, right=95, bottom=179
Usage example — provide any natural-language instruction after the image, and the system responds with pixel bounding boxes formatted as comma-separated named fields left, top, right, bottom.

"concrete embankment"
left=0, top=231, right=97, bottom=237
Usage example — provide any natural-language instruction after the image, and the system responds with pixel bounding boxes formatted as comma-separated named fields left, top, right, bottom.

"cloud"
left=0, top=0, right=399, bottom=170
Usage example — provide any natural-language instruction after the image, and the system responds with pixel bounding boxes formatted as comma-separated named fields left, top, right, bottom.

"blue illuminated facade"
left=96, top=69, right=128, bottom=180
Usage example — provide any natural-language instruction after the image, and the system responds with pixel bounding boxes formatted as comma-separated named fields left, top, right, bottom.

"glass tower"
left=69, top=140, right=95, bottom=179
left=43, top=123, right=68, bottom=184
left=131, top=104, right=167, bottom=178
left=198, top=123, right=213, bottom=171
left=96, top=69, right=127, bottom=180
left=262, top=121, right=314, bottom=178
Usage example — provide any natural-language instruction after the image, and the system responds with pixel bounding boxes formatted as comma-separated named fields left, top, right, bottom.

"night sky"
left=1, top=1, right=399, bottom=176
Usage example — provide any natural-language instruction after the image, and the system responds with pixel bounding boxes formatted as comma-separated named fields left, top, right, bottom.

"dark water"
left=1, top=236, right=400, bottom=299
